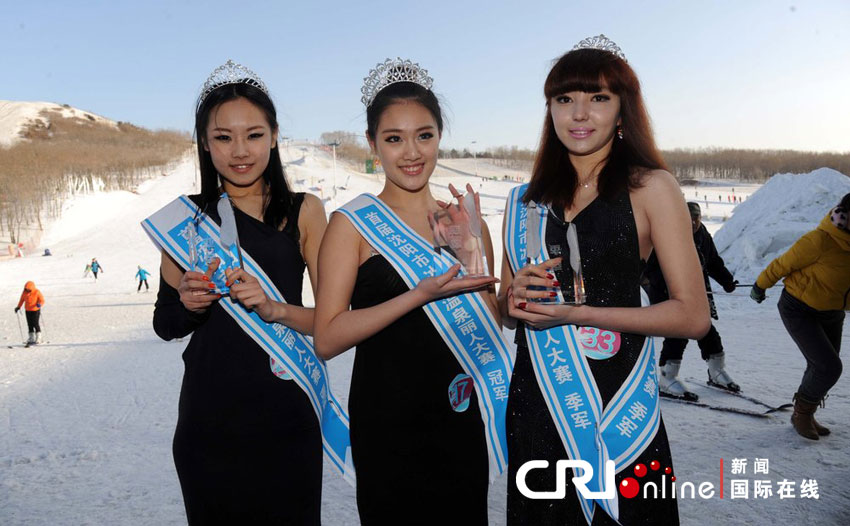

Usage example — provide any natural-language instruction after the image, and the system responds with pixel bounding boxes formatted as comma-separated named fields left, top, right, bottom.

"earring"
left=616, top=126, right=624, bottom=140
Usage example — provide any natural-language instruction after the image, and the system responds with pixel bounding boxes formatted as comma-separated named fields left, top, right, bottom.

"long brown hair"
left=524, top=48, right=667, bottom=209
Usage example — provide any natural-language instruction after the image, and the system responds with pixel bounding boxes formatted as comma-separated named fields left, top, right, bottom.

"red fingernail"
left=225, top=281, right=231, bottom=287
left=202, top=276, right=210, bottom=282
left=547, top=273, right=555, bottom=279
left=208, top=283, right=215, bottom=289
left=549, top=291, right=557, bottom=297
left=518, top=302, right=527, bottom=309
left=552, top=281, right=560, bottom=287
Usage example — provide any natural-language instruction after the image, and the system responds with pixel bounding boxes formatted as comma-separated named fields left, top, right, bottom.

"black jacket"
left=643, top=224, right=735, bottom=319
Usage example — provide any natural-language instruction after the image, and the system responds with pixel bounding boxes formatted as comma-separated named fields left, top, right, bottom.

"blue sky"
left=2, top=0, right=848, bottom=152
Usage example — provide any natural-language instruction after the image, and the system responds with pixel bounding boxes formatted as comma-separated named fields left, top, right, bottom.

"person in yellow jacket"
left=14, top=280, right=45, bottom=346
left=751, top=193, right=850, bottom=440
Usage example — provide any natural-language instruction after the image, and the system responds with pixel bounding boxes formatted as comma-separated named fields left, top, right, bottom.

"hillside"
left=0, top=100, right=118, bottom=148
left=0, top=100, right=191, bottom=256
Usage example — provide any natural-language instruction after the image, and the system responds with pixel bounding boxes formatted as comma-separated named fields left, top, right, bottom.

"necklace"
left=579, top=179, right=597, bottom=189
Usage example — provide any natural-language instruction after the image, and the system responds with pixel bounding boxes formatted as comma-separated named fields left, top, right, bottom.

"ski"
left=687, top=377, right=793, bottom=413
left=660, top=396, right=773, bottom=418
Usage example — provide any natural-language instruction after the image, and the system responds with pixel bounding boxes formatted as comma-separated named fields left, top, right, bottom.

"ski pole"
left=707, top=291, right=767, bottom=298
left=16, top=310, right=24, bottom=342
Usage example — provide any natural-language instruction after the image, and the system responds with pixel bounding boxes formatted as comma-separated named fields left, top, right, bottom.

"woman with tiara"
left=150, top=61, right=327, bottom=524
left=500, top=36, right=710, bottom=525
left=314, top=58, right=511, bottom=525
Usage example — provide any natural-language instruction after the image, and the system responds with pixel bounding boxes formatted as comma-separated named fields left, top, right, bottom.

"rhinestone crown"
left=361, top=58, right=433, bottom=107
left=199, top=60, right=269, bottom=107
left=571, top=34, right=627, bottom=62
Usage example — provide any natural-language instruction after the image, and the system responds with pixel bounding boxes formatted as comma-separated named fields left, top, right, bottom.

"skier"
left=645, top=201, right=739, bottom=400
left=750, top=193, right=850, bottom=440
left=135, top=265, right=151, bottom=292
left=90, top=258, right=104, bottom=280
left=14, top=281, right=45, bottom=346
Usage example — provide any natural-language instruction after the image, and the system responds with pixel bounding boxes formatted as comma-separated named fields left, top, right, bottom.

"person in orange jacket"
left=15, top=281, right=45, bottom=345
left=751, top=192, right=850, bottom=440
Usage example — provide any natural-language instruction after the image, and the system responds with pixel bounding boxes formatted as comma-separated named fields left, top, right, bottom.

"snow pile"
left=0, top=100, right=119, bottom=148
left=714, top=168, right=850, bottom=280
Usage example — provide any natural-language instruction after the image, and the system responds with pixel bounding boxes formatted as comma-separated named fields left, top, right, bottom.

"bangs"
left=544, top=49, right=625, bottom=99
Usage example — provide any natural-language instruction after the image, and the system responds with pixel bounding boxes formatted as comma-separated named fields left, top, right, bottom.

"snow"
left=0, top=100, right=119, bottom=148
left=713, top=168, right=850, bottom=280
left=1, top=145, right=847, bottom=525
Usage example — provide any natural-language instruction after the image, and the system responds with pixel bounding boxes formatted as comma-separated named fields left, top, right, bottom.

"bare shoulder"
left=300, top=192, right=325, bottom=218
left=632, top=170, right=683, bottom=209
left=634, top=169, right=679, bottom=195
left=324, top=209, right=359, bottom=240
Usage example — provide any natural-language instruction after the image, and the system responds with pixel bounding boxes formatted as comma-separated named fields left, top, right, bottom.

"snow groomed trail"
left=1, top=146, right=847, bottom=525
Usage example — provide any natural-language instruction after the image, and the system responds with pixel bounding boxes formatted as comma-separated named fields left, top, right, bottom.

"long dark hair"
left=366, top=81, right=444, bottom=140
left=194, top=82, right=292, bottom=228
left=524, top=48, right=667, bottom=209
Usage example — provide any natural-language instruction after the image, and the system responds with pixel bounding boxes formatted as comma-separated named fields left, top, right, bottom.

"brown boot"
left=791, top=393, right=820, bottom=441
left=812, top=417, right=831, bottom=436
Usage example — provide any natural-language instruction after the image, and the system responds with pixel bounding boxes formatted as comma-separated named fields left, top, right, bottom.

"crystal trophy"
left=526, top=204, right=585, bottom=305
left=186, top=193, right=243, bottom=295
left=565, top=222, right=586, bottom=305
left=429, top=191, right=489, bottom=278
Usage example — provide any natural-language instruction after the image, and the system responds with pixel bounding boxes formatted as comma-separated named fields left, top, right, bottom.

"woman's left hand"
left=225, top=267, right=282, bottom=323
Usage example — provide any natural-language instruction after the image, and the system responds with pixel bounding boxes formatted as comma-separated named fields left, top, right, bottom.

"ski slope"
left=1, top=144, right=848, bottom=525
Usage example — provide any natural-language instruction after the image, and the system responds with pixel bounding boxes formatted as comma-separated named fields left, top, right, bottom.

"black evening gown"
left=153, top=194, right=322, bottom=525
left=507, top=191, right=680, bottom=526
left=349, top=254, right=489, bottom=526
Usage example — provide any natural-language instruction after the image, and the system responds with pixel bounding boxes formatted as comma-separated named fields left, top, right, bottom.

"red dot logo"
left=619, top=477, right=640, bottom=499
left=671, top=476, right=677, bottom=482
left=650, top=460, right=661, bottom=471
left=633, top=463, right=647, bottom=478
left=664, top=467, right=672, bottom=475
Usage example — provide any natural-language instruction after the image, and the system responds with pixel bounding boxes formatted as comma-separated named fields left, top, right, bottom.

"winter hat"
left=831, top=206, right=848, bottom=231
left=831, top=193, right=850, bottom=231
left=687, top=202, right=701, bottom=217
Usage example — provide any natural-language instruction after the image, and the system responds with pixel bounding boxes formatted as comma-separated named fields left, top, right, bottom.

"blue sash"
left=337, top=194, right=514, bottom=478
left=504, top=185, right=661, bottom=524
left=142, top=196, right=354, bottom=484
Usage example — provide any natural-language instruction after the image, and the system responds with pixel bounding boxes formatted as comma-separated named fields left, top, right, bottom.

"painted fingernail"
left=225, top=281, right=232, bottom=287
left=549, top=291, right=557, bottom=297
left=208, top=283, right=215, bottom=289
left=552, top=281, right=560, bottom=287
left=202, top=276, right=210, bottom=282
left=547, top=273, right=555, bottom=279
left=518, top=302, right=527, bottom=309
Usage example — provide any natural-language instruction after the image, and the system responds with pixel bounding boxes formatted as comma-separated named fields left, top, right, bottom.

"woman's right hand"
left=508, top=257, right=562, bottom=308
left=414, top=264, right=498, bottom=304
left=178, top=257, right=222, bottom=312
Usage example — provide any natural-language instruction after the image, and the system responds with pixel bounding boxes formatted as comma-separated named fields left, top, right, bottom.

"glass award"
left=429, top=192, right=489, bottom=278
left=185, top=193, right=243, bottom=295
left=526, top=205, right=585, bottom=305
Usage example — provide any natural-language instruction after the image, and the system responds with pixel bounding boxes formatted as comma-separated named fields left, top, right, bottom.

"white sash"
left=142, top=196, right=354, bottom=484
left=505, top=185, right=661, bottom=524
left=337, top=194, right=514, bottom=478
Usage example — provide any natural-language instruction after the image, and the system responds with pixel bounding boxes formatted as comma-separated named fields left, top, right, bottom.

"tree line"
left=0, top=111, right=190, bottom=244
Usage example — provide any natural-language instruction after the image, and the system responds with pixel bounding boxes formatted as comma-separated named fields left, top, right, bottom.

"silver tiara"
left=571, top=34, right=627, bottom=62
left=361, top=58, right=434, bottom=107
left=199, top=60, right=269, bottom=106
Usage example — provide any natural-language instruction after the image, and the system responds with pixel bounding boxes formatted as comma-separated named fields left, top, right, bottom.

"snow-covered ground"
left=0, top=101, right=118, bottom=148
left=1, top=144, right=847, bottom=525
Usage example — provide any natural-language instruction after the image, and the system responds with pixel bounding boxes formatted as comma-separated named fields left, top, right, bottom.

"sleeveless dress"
left=154, top=193, right=322, bottom=525
left=506, top=191, right=679, bottom=526
left=349, top=254, right=489, bottom=526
